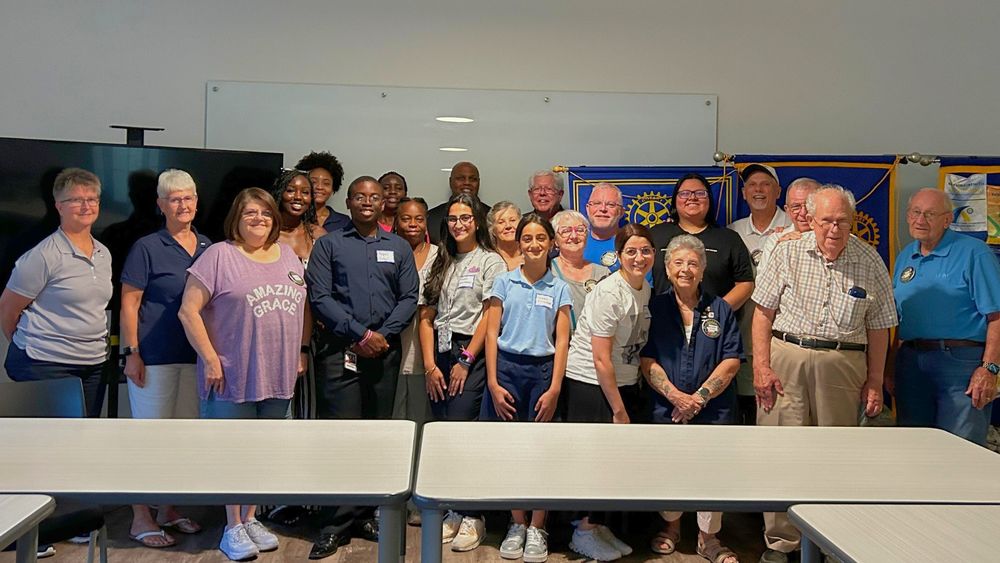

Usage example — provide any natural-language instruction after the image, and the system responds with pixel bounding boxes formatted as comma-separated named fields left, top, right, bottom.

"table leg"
left=378, top=503, right=404, bottom=563
left=15, top=525, right=39, bottom=563
left=421, top=509, right=443, bottom=563
left=801, top=535, right=821, bottom=563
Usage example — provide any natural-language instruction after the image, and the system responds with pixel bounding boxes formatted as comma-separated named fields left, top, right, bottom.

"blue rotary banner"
left=733, top=154, right=900, bottom=268
left=566, top=166, right=739, bottom=228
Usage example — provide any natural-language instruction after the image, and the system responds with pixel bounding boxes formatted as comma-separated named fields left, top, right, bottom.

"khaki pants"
left=758, top=337, right=867, bottom=552
left=659, top=511, right=722, bottom=534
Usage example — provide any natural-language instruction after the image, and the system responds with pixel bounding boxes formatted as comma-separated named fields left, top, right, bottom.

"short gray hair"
left=157, top=169, right=197, bottom=198
left=529, top=169, right=564, bottom=191
left=806, top=184, right=856, bottom=216
left=551, top=209, right=590, bottom=232
left=53, top=168, right=101, bottom=200
left=908, top=187, right=954, bottom=212
left=487, top=200, right=521, bottom=242
left=665, top=234, right=707, bottom=268
left=591, top=182, right=623, bottom=202
left=787, top=177, right=822, bottom=195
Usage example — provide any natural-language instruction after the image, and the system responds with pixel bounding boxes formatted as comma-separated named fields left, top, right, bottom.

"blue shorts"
left=481, top=350, right=554, bottom=421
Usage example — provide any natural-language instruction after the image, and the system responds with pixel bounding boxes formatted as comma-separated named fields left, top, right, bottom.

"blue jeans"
left=4, top=344, right=106, bottom=417
left=200, top=390, right=292, bottom=420
left=480, top=350, right=553, bottom=421
left=895, top=344, right=992, bottom=445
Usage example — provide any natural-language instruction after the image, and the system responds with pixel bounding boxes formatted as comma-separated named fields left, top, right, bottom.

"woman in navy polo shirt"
left=119, top=169, right=210, bottom=547
left=640, top=234, right=742, bottom=563
left=483, top=213, right=571, bottom=562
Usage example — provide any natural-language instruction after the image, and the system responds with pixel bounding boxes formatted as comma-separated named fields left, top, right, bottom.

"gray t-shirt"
left=400, top=244, right=439, bottom=375
left=564, top=272, right=651, bottom=387
left=7, top=229, right=112, bottom=364
left=551, top=260, right=611, bottom=332
left=431, top=246, right=506, bottom=337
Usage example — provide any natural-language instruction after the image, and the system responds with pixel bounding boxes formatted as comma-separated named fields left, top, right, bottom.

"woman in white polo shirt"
left=562, top=222, right=655, bottom=562
left=0, top=167, right=112, bottom=418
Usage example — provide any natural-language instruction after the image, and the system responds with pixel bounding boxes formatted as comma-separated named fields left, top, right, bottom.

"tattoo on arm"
left=646, top=364, right=674, bottom=397
left=702, top=374, right=724, bottom=396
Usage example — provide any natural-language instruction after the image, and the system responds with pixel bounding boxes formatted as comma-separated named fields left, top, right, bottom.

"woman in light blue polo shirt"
left=0, top=168, right=111, bottom=418
left=119, top=169, right=210, bottom=547
left=482, top=213, right=572, bottom=563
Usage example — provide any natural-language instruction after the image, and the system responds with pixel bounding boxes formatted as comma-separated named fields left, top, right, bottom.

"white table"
left=0, top=419, right=415, bottom=563
left=413, top=422, right=1000, bottom=563
left=0, top=495, right=55, bottom=563
left=789, top=504, right=1000, bottom=563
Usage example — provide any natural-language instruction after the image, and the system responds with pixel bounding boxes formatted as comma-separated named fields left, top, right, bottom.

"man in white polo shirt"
left=728, top=164, right=791, bottom=424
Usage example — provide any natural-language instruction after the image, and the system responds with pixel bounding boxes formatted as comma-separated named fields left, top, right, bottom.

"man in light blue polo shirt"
left=891, top=188, right=1000, bottom=445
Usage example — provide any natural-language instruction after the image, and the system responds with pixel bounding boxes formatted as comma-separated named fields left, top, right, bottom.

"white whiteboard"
left=205, top=81, right=717, bottom=213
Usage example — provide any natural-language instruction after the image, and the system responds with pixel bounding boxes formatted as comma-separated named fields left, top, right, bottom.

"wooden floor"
left=0, top=505, right=768, bottom=562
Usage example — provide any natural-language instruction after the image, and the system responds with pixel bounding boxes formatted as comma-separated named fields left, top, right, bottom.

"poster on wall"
left=937, top=157, right=1000, bottom=247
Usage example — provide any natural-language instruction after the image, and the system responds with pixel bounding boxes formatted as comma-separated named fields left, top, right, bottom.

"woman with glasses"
left=178, top=188, right=309, bottom=561
left=550, top=210, right=610, bottom=333
left=419, top=193, right=505, bottom=553
left=1, top=168, right=111, bottom=418
left=377, top=171, right=407, bottom=232
left=488, top=201, right=523, bottom=270
left=650, top=173, right=754, bottom=311
left=641, top=235, right=742, bottom=563
left=562, top=223, right=655, bottom=562
left=119, top=169, right=210, bottom=547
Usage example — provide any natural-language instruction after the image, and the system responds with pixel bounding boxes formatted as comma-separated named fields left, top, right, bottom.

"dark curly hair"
left=295, top=151, right=344, bottom=194
left=269, top=169, right=319, bottom=234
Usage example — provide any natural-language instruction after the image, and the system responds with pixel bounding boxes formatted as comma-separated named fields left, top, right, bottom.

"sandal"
left=697, top=536, right=739, bottom=563
left=157, top=517, right=202, bottom=534
left=129, top=529, right=176, bottom=548
left=650, top=526, right=680, bottom=555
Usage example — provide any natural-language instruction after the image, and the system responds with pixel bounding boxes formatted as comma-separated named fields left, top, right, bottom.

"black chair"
left=0, top=379, right=108, bottom=562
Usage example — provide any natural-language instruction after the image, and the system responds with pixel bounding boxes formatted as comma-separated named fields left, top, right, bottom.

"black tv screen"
left=0, top=137, right=283, bottom=290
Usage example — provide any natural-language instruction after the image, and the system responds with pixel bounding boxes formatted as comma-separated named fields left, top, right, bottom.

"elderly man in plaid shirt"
left=750, top=184, right=897, bottom=563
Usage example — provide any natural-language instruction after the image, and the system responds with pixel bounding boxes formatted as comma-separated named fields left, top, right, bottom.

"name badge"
left=458, top=274, right=475, bottom=289
left=534, top=293, right=554, bottom=309
left=344, top=350, right=359, bottom=372
left=376, top=250, right=394, bottom=263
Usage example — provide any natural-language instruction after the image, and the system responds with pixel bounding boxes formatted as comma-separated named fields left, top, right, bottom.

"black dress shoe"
left=309, top=533, right=349, bottom=560
left=355, top=518, right=379, bottom=542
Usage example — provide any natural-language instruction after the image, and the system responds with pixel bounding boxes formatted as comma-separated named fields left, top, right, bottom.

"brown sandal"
left=697, top=536, right=739, bottom=563
left=650, top=526, right=680, bottom=555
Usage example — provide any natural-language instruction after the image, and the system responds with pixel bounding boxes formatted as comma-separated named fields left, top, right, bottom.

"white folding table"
left=0, top=495, right=55, bottom=563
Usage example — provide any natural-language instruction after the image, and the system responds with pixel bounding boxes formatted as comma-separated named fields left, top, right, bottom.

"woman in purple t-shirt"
left=179, top=188, right=310, bottom=562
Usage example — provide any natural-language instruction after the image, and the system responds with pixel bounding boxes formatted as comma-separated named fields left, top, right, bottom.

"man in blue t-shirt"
left=582, top=183, right=625, bottom=272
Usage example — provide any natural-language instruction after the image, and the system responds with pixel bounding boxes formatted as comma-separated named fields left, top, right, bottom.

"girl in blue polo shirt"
left=483, top=213, right=572, bottom=562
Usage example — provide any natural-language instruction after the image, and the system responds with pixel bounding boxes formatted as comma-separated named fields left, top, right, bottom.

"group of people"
left=0, top=157, right=997, bottom=563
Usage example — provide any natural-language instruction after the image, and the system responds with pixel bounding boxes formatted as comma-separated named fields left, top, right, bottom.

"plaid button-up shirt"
left=752, top=231, right=897, bottom=344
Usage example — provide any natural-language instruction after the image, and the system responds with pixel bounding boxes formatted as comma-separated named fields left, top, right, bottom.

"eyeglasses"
left=242, top=210, right=274, bottom=221
left=787, top=203, right=807, bottom=214
left=815, top=219, right=852, bottom=231
left=676, top=190, right=709, bottom=200
left=557, top=225, right=588, bottom=236
left=447, top=214, right=475, bottom=225
left=164, top=195, right=196, bottom=206
left=59, top=197, right=100, bottom=208
left=530, top=187, right=560, bottom=195
left=350, top=194, right=384, bottom=204
left=586, top=200, right=622, bottom=210
left=622, top=247, right=655, bottom=258
left=906, top=209, right=949, bottom=221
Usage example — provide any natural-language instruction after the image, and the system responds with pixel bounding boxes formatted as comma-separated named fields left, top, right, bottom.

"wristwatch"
left=696, top=387, right=711, bottom=402
left=122, top=346, right=138, bottom=357
left=983, top=361, right=1000, bottom=376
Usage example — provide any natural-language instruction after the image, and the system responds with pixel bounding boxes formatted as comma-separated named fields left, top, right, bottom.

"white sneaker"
left=523, top=526, right=549, bottom=562
left=596, top=524, right=632, bottom=556
left=500, top=522, right=527, bottom=559
left=219, top=524, right=260, bottom=561
left=569, top=527, right=622, bottom=561
left=451, top=515, right=486, bottom=552
left=441, top=510, right=464, bottom=544
left=244, top=518, right=279, bottom=551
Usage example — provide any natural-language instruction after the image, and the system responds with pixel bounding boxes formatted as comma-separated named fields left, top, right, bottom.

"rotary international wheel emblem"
left=852, top=211, right=880, bottom=249
left=627, top=191, right=672, bottom=227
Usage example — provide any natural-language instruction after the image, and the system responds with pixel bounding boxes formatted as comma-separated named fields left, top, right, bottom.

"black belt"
left=902, top=339, right=984, bottom=351
left=772, top=330, right=867, bottom=352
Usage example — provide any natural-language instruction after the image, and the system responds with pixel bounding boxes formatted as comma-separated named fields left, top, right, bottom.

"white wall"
left=1, top=0, right=997, bottom=211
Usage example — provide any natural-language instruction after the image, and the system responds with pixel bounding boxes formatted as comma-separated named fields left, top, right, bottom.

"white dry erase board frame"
left=205, top=81, right=717, bottom=213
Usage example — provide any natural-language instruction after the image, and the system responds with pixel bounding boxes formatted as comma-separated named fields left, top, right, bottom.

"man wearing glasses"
left=890, top=188, right=1000, bottom=445
left=526, top=169, right=565, bottom=220
left=750, top=185, right=897, bottom=563
left=427, top=161, right=491, bottom=244
left=305, top=176, right=419, bottom=559
left=582, top=182, right=626, bottom=271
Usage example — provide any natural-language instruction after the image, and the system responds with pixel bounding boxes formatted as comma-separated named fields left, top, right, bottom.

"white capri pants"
left=659, top=511, right=723, bottom=534
left=127, top=363, right=199, bottom=419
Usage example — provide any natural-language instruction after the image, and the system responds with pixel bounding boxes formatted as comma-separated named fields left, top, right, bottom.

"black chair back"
left=0, top=379, right=87, bottom=418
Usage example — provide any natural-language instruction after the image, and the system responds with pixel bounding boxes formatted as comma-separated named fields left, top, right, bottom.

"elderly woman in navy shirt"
left=639, top=234, right=742, bottom=563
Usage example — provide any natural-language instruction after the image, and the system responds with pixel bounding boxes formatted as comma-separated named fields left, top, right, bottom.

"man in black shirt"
left=427, top=161, right=490, bottom=243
